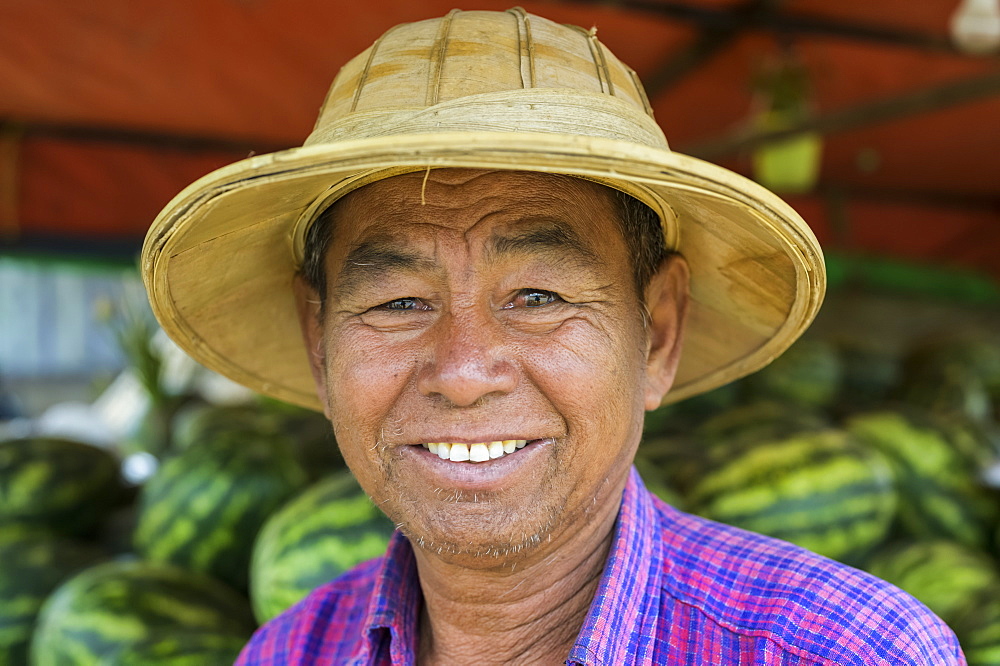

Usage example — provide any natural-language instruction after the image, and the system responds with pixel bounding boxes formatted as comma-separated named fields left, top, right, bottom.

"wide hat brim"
left=142, top=130, right=825, bottom=411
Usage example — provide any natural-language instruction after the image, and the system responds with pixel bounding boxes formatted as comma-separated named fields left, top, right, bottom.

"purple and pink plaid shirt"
left=237, top=468, right=965, bottom=665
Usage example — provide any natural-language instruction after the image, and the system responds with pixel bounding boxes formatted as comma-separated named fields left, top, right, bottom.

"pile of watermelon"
left=2, top=333, right=1000, bottom=663
left=0, top=400, right=394, bottom=664
left=641, top=335, right=1000, bottom=664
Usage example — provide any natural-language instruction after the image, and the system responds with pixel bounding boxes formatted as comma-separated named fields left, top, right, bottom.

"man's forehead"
left=326, top=168, right=620, bottom=240
left=318, top=169, right=628, bottom=295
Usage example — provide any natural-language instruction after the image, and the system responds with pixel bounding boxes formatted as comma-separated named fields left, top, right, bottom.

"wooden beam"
left=590, top=0, right=962, bottom=54
left=0, top=125, right=21, bottom=240
left=631, top=0, right=786, bottom=98
left=814, top=184, right=1000, bottom=211
left=7, top=119, right=290, bottom=156
left=682, top=70, right=1000, bottom=159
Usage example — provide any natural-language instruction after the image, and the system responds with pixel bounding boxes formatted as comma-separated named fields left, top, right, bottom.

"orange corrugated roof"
left=1, top=0, right=997, bottom=277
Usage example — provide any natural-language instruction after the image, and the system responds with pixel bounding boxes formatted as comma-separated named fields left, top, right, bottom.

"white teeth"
left=469, top=443, right=490, bottom=462
left=423, top=440, right=531, bottom=462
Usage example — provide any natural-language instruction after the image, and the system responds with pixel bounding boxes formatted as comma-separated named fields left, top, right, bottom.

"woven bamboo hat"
left=142, top=8, right=825, bottom=411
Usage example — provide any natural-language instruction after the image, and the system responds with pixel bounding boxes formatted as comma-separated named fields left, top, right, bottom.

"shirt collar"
left=567, top=467, right=663, bottom=665
left=362, top=529, right=422, bottom=665
left=360, top=466, right=662, bottom=665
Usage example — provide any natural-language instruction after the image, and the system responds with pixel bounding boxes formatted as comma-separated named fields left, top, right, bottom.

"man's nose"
left=416, top=309, right=517, bottom=407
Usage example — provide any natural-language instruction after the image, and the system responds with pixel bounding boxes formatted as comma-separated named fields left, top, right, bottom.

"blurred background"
left=1, top=0, right=998, bottom=418
left=1, top=1, right=1000, bottom=664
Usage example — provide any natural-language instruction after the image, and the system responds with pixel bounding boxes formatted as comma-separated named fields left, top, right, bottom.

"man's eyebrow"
left=333, top=239, right=436, bottom=296
left=487, top=221, right=601, bottom=268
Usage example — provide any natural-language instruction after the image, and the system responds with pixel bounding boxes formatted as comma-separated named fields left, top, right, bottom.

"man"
left=143, top=9, right=965, bottom=665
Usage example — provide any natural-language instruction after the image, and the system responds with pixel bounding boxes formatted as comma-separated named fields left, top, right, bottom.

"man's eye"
left=516, top=290, right=558, bottom=308
left=378, top=298, right=426, bottom=311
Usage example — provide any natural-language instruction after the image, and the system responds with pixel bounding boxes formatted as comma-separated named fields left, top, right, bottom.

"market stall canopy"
left=1, top=0, right=998, bottom=279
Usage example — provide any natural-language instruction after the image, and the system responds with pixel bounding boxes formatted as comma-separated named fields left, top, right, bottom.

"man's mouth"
left=419, top=440, right=529, bottom=462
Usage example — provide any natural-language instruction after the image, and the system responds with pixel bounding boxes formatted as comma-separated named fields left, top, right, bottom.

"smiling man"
left=143, top=8, right=964, bottom=665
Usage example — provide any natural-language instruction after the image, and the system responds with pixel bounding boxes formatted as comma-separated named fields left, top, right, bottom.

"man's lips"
left=400, top=438, right=552, bottom=491
left=418, top=439, right=530, bottom=462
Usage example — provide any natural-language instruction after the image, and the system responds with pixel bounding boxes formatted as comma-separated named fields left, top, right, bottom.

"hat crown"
left=305, top=8, right=668, bottom=149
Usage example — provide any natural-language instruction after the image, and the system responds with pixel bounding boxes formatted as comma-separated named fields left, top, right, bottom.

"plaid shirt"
left=237, top=468, right=965, bottom=665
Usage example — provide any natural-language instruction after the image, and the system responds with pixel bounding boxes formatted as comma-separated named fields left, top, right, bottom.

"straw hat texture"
left=142, top=8, right=825, bottom=411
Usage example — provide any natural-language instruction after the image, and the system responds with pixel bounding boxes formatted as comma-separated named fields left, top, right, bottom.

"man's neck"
left=411, top=478, right=626, bottom=665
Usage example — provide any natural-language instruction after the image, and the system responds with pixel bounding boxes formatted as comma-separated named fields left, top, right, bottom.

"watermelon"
left=742, top=338, right=842, bottom=410
left=0, top=526, right=106, bottom=666
left=259, top=402, right=345, bottom=481
left=686, top=429, right=897, bottom=564
left=173, top=401, right=344, bottom=481
left=640, top=402, right=829, bottom=501
left=134, top=434, right=308, bottom=591
left=639, top=433, right=706, bottom=498
left=643, top=381, right=742, bottom=436
left=897, top=338, right=1000, bottom=425
left=30, top=560, right=255, bottom=665
left=695, top=400, right=830, bottom=446
left=897, top=364, right=993, bottom=426
left=847, top=411, right=999, bottom=550
left=903, top=338, right=1000, bottom=393
left=0, top=438, right=124, bottom=537
left=100, top=629, right=247, bottom=665
left=170, top=403, right=266, bottom=451
left=633, top=456, right=685, bottom=509
left=250, top=472, right=395, bottom=623
left=951, top=592, right=1000, bottom=666
left=836, top=344, right=900, bottom=413
left=863, top=540, right=1000, bottom=627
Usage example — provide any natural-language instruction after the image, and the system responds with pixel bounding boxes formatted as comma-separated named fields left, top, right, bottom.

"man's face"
left=300, top=169, right=677, bottom=566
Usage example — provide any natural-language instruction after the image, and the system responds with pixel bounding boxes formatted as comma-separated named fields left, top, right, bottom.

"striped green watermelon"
left=100, top=629, right=247, bottom=665
left=640, top=402, right=830, bottom=500
left=173, top=401, right=345, bottom=481
left=846, top=410, right=998, bottom=550
left=0, top=526, right=106, bottom=666
left=836, top=344, right=900, bottom=413
left=686, top=429, right=897, bottom=564
left=695, top=400, right=830, bottom=447
left=742, top=338, right=842, bottom=409
left=0, top=438, right=124, bottom=537
left=863, top=540, right=1000, bottom=627
left=30, top=560, right=255, bottom=665
left=898, top=338, right=1000, bottom=424
left=897, top=364, right=993, bottom=425
left=134, top=434, right=308, bottom=591
left=633, top=456, right=685, bottom=509
left=252, top=400, right=347, bottom=481
left=642, top=381, right=742, bottom=436
left=951, top=592, right=1000, bottom=666
left=250, top=472, right=395, bottom=623
left=170, top=403, right=265, bottom=451
left=638, top=433, right=707, bottom=498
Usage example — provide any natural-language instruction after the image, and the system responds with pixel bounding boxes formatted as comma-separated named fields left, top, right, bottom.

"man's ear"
left=642, top=254, right=690, bottom=411
left=292, top=274, right=331, bottom=417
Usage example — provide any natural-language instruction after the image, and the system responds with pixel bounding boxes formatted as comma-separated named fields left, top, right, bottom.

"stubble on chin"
left=375, top=447, right=568, bottom=567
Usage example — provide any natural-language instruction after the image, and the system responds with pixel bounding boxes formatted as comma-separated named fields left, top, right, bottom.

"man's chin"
left=393, top=503, right=560, bottom=569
